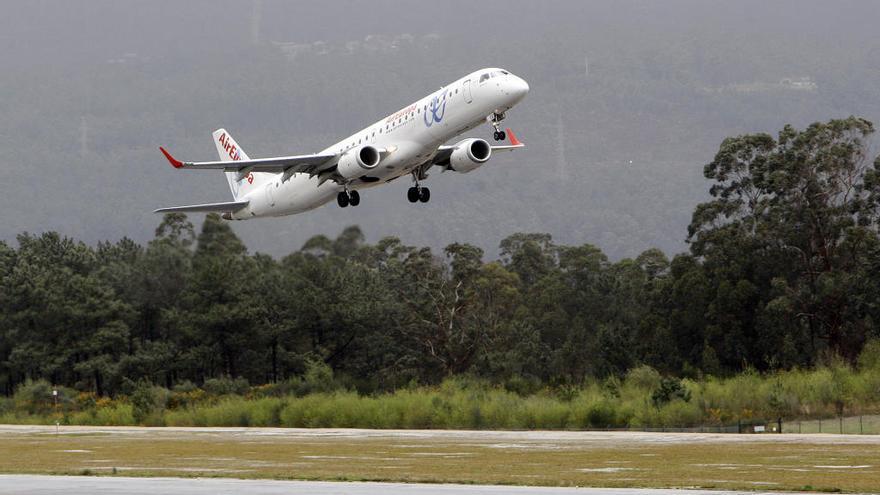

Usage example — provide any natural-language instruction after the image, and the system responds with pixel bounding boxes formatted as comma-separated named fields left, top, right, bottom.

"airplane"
left=155, top=68, right=529, bottom=220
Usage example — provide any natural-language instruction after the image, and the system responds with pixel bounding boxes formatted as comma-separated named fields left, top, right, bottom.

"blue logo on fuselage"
left=424, top=92, right=447, bottom=127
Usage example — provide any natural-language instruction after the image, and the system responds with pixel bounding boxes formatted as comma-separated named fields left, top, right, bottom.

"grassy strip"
left=0, top=428, right=877, bottom=492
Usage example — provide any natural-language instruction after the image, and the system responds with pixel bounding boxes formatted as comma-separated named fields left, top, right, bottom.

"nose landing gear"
left=488, top=112, right=507, bottom=141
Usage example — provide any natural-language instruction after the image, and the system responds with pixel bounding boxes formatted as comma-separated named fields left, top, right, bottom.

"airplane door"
left=266, top=183, right=276, bottom=207
left=463, top=79, right=473, bottom=103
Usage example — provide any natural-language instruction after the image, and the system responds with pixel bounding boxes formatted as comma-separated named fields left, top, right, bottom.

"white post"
left=53, top=390, right=59, bottom=435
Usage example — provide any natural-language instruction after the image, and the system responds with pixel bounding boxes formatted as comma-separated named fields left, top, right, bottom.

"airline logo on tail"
left=217, top=132, right=242, bottom=161
left=217, top=132, right=253, bottom=184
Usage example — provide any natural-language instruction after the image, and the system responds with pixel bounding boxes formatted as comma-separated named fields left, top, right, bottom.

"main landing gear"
left=337, top=189, right=360, bottom=208
left=408, top=168, right=430, bottom=204
left=407, top=186, right=430, bottom=203
left=488, top=112, right=507, bottom=141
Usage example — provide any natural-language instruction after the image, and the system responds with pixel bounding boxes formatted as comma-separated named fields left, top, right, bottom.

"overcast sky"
left=2, top=1, right=878, bottom=258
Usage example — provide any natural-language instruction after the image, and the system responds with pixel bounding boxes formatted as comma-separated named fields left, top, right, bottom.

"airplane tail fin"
left=212, top=128, right=255, bottom=200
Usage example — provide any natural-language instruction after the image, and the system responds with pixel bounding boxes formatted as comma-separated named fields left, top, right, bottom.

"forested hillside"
left=2, top=1, right=880, bottom=258
left=2, top=118, right=879, bottom=399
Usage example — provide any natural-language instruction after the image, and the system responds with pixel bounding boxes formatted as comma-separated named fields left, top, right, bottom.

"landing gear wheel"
left=348, top=190, right=360, bottom=206
left=407, top=187, right=419, bottom=203
left=337, top=192, right=349, bottom=208
left=488, top=112, right=507, bottom=140
left=419, top=187, right=431, bottom=203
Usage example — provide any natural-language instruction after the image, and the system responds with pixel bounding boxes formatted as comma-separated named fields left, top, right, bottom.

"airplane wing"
left=159, top=147, right=337, bottom=175
left=154, top=200, right=249, bottom=214
left=432, top=128, right=524, bottom=165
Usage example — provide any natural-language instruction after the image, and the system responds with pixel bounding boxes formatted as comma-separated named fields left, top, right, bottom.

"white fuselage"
left=232, top=68, right=529, bottom=219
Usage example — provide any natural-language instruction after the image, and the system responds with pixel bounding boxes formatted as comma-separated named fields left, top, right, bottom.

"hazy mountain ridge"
left=2, top=0, right=879, bottom=259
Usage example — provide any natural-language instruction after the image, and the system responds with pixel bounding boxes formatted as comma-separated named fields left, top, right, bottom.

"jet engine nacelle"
left=449, top=138, right=492, bottom=173
left=337, top=145, right=381, bottom=179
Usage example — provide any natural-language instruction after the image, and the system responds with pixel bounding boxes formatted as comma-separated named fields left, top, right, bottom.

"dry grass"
left=0, top=427, right=877, bottom=492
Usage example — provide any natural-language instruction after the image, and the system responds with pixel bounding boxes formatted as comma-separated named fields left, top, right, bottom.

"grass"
left=0, top=426, right=877, bottom=492
left=5, top=362, right=880, bottom=431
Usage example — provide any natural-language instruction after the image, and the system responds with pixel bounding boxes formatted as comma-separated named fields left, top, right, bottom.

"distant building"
left=779, top=77, right=818, bottom=91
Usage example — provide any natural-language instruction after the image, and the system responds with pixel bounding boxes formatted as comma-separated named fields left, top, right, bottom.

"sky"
left=2, top=0, right=879, bottom=259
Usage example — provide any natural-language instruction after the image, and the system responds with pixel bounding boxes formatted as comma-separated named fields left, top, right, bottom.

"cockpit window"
left=480, top=71, right=509, bottom=83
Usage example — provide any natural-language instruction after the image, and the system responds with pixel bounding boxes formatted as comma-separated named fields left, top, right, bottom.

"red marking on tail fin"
left=159, top=147, right=184, bottom=169
left=505, top=128, right=522, bottom=146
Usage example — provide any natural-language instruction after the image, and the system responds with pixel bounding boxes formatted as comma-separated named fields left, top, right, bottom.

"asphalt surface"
left=0, top=476, right=825, bottom=495
left=2, top=424, right=878, bottom=445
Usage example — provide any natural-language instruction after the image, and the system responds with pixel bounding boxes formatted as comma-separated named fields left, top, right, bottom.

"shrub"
left=0, top=397, right=12, bottom=415
left=584, top=399, right=617, bottom=428
left=657, top=399, right=703, bottom=426
left=130, top=380, right=169, bottom=424
left=172, top=380, right=200, bottom=394
left=625, top=365, right=662, bottom=391
left=651, top=377, right=691, bottom=407
left=13, top=379, right=75, bottom=416
left=70, top=403, right=135, bottom=426
left=168, top=388, right=207, bottom=409
left=303, top=359, right=340, bottom=394
left=202, top=376, right=249, bottom=396
left=859, top=339, right=880, bottom=372
left=503, top=375, right=542, bottom=396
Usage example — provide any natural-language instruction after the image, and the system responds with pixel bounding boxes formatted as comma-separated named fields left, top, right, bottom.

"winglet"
left=159, top=146, right=184, bottom=169
left=505, top=128, right=523, bottom=146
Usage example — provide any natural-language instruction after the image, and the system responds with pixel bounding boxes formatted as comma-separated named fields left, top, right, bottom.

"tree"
left=182, top=214, right=256, bottom=380
left=688, top=117, right=880, bottom=364
left=499, top=233, right=556, bottom=287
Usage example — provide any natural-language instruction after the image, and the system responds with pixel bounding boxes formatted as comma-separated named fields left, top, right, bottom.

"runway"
left=2, top=424, right=878, bottom=444
left=0, top=475, right=827, bottom=495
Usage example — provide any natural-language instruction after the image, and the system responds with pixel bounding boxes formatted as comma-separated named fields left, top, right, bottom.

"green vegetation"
left=3, top=360, right=880, bottom=429
left=1, top=118, right=880, bottom=428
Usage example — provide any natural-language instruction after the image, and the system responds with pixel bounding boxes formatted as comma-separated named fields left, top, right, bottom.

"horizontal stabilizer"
left=154, top=200, right=249, bottom=214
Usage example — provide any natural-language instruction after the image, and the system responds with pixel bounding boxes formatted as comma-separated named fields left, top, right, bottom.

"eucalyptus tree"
left=688, top=117, right=880, bottom=365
